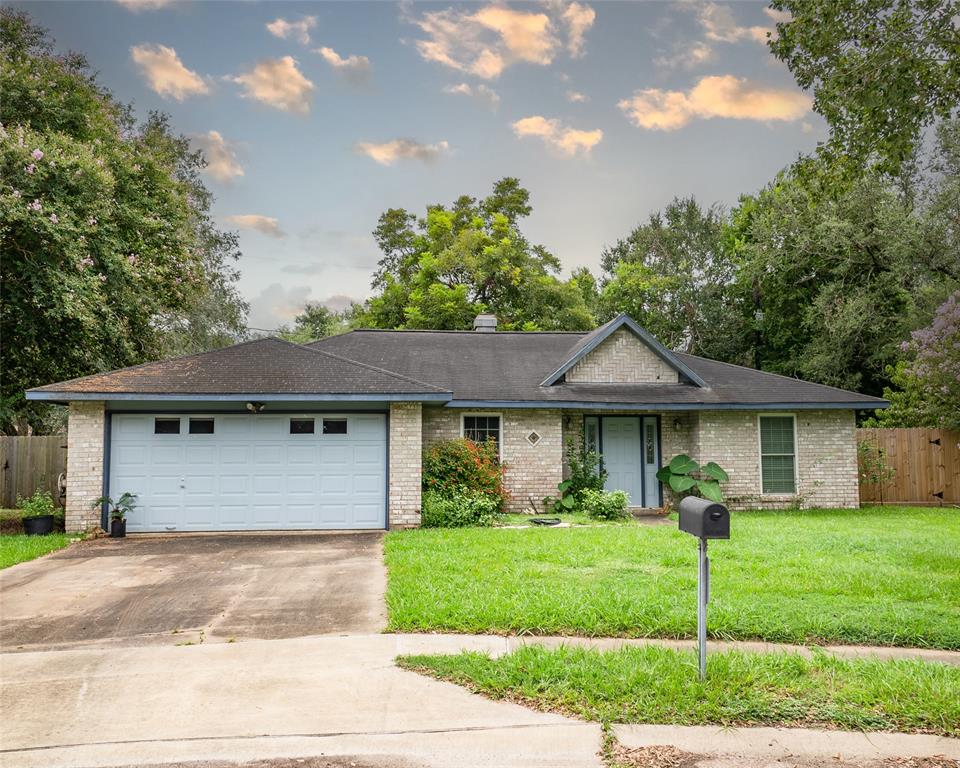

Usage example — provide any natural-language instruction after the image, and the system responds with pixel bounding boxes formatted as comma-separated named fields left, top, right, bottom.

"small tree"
left=857, top=441, right=895, bottom=504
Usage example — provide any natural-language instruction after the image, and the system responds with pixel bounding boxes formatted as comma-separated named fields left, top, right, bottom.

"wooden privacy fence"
left=0, top=435, right=67, bottom=509
left=857, top=428, right=960, bottom=506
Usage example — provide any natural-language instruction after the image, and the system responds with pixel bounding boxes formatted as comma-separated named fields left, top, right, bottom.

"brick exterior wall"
left=422, top=407, right=564, bottom=513
left=65, top=401, right=105, bottom=533
left=560, top=408, right=858, bottom=511
left=389, top=402, right=422, bottom=528
left=567, top=328, right=679, bottom=384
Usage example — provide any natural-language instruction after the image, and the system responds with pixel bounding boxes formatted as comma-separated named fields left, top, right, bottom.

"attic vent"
left=473, top=313, right=498, bottom=332
left=526, top=430, right=542, bottom=446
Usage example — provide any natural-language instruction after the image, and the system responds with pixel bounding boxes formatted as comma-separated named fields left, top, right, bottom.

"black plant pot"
left=23, top=515, right=55, bottom=536
left=110, top=519, right=127, bottom=538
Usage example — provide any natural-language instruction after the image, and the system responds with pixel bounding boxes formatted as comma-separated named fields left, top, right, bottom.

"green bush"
left=423, top=438, right=507, bottom=511
left=564, top=435, right=607, bottom=496
left=579, top=489, right=629, bottom=520
left=421, top=490, right=501, bottom=528
left=16, top=489, right=56, bottom=518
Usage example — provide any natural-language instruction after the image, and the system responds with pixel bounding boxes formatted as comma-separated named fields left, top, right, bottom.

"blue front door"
left=602, top=417, right=643, bottom=505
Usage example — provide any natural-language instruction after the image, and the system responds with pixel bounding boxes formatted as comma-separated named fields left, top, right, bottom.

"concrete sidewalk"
left=0, top=634, right=602, bottom=768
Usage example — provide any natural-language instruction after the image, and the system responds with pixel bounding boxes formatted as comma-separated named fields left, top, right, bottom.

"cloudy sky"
left=20, top=1, right=822, bottom=329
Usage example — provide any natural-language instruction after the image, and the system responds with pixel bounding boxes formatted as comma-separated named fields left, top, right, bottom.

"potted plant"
left=92, top=492, right=137, bottom=538
left=18, top=490, right=57, bottom=536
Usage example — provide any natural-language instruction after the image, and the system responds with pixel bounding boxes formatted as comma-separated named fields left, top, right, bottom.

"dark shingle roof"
left=27, top=337, right=448, bottom=398
left=311, top=329, right=887, bottom=408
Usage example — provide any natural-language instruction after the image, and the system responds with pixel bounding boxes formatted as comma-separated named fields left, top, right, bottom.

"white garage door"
left=109, top=413, right=387, bottom=532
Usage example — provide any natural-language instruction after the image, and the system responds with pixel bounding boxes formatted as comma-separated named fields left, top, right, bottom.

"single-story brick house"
left=27, top=313, right=887, bottom=533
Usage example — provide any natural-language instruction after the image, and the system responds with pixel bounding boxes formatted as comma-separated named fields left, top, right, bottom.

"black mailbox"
left=678, top=496, right=730, bottom=540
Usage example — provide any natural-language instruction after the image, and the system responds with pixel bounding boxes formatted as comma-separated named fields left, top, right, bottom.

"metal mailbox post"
left=678, top=496, right=730, bottom=680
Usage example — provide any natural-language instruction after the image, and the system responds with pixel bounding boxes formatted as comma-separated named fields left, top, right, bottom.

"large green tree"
left=770, top=0, right=960, bottom=173
left=277, top=302, right=345, bottom=344
left=598, top=197, right=748, bottom=361
left=726, top=151, right=957, bottom=395
left=355, top=178, right=596, bottom=331
left=0, top=10, right=247, bottom=433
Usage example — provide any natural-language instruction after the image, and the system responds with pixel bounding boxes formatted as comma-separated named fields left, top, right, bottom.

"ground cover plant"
left=386, top=506, right=960, bottom=649
left=0, top=532, right=72, bottom=568
left=398, top=644, right=960, bottom=736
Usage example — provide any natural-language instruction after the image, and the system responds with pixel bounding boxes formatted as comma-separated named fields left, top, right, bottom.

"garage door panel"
left=115, top=412, right=386, bottom=532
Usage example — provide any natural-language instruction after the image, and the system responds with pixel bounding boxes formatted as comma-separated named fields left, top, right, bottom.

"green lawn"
left=399, top=645, right=960, bottom=736
left=385, top=506, right=960, bottom=649
left=0, top=532, right=73, bottom=569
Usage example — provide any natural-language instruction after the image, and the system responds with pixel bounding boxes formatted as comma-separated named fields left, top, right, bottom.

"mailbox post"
left=678, top=496, right=730, bottom=680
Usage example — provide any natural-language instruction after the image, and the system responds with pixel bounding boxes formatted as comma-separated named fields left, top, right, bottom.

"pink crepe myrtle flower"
left=88, top=217, right=97, bottom=226
left=98, top=273, right=107, bottom=283
left=28, top=199, right=42, bottom=212
left=11, top=190, right=21, bottom=198
left=49, top=213, right=58, bottom=224
left=25, top=164, right=35, bottom=175
left=32, top=149, right=44, bottom=161
left=80, top=256, right=94, bottom=267
left=127, top=254, right=138, bottom=265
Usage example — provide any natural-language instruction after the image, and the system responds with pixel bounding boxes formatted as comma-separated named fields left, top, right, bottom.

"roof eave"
left=25, top=391, right=453, bottom=403
left=540, top=314, right=708, bottom=388
left=443, top=399, right=889, bottom=410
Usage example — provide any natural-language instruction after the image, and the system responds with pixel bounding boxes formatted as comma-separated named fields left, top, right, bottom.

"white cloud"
left=511, top=115, right=602, bottom=156
left=560, top=2, right=596, bottom=57
left=247, top=283, right=312, bottom=329
left=130, top=44, right=208, bottom=101
left=618, top=75, right=811, bottom=131
left=354, top=139, right=450, bottom=166
left=192, top=130, right=244, bottom=183
left=699, top=3, right=772, bottom=44
left=407, top=2, right=593, bottom=79
left=230, top=57, right=314, bottom=114
left=266, top=16, right=317, bottom=45
left=801, top=121, right=814, bottom=134
left=654, top=41, right=715, bottom=70
left=227, top=214, right=285, bottom=238
left=316, top=46, right=372, bottom=85
left=443, top=82, right=500, bottom=109
left=115, top=0, right=173, bottom=11
left=566, top=89, right=588, bottom=103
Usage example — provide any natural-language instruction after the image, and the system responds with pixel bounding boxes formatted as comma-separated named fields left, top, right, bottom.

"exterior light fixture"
left=246, top=401, right=265, bottom=414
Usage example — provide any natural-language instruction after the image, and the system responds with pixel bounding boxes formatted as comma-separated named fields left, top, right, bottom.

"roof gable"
left=540, top=314, right=706, bottom=387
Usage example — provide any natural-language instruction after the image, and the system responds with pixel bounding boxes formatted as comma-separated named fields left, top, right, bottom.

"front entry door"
left=602, top=417, right=643, bottom=505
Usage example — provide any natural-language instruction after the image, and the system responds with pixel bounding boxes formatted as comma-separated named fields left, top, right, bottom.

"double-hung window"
left=462, top=414, right=501, bottom=455
left=759, top=415, right=796, bottom=494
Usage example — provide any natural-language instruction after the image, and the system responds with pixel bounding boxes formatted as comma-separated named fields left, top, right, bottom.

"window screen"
left=154, top=418, right=180, bottom=434
left=322, top=418, right=348, bottom=435
left=188, top=418, right=215, bottom=435
left=290, top=418, right=315, bottom=434
left=463, top=415, right=500, bottom=448
left=760, top=416, right=796, bottom=494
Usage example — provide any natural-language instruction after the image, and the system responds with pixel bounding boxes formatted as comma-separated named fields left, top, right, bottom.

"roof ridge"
left=28, top=336, right=277, bottom=392
left=675, top=352, right=888, bottom=400
left=281, top=337, right=449, bottom=393
left=337, top=329, right=588, bottom=335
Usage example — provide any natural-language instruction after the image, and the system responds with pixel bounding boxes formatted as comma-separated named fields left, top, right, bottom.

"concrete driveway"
left=0, top=533, right=387, bottom=652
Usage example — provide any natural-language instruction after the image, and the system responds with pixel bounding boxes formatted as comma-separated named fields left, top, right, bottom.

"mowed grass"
left=385, top=507, right=960, bottom=649
left=0, top=532, right=72, bottom=569
left=399, top=645, right=960, bottom=736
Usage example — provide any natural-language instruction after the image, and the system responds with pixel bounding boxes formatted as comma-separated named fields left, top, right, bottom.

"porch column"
left=388, top=402, right=422, bottom=528
left=65, top=401, right=106, bottom=533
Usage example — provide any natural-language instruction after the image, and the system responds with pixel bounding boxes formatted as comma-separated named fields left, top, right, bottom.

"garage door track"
left=0, top=533, right=386, bottom=652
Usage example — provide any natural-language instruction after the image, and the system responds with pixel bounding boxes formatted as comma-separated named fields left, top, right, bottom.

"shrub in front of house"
left=579, top=489, right=629, bottom=520
left=421, top=490, right=501, bottom=528
left=422, top=438, right=507, bottom=512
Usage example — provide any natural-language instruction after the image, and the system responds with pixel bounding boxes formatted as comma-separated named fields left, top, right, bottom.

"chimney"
left=473, top=313, right=498, bottom=332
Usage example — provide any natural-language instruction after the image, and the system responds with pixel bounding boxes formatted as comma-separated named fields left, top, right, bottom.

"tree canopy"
left=0, top=10, right=246, bottom=433
left=354, top=178, right=596, bottom=331
left=770, top=0, right=960, bottom=173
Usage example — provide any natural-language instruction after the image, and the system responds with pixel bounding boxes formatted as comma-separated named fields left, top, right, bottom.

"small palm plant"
left=656, top=455, right=729, bottom=503
left=91, top=492, right=137, bottom=537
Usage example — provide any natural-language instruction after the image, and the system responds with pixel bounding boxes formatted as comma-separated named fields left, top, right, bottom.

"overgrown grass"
left=385, top=506, right=960, bottom=649
left=0, top=533, right=73, bottom=569
left=399, top=644, right=960, bottom=736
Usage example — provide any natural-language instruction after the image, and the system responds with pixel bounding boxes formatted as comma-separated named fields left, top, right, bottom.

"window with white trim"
left=759, top=415, right=796, bottom=494
left=462, top=415, right=501, bottom=450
